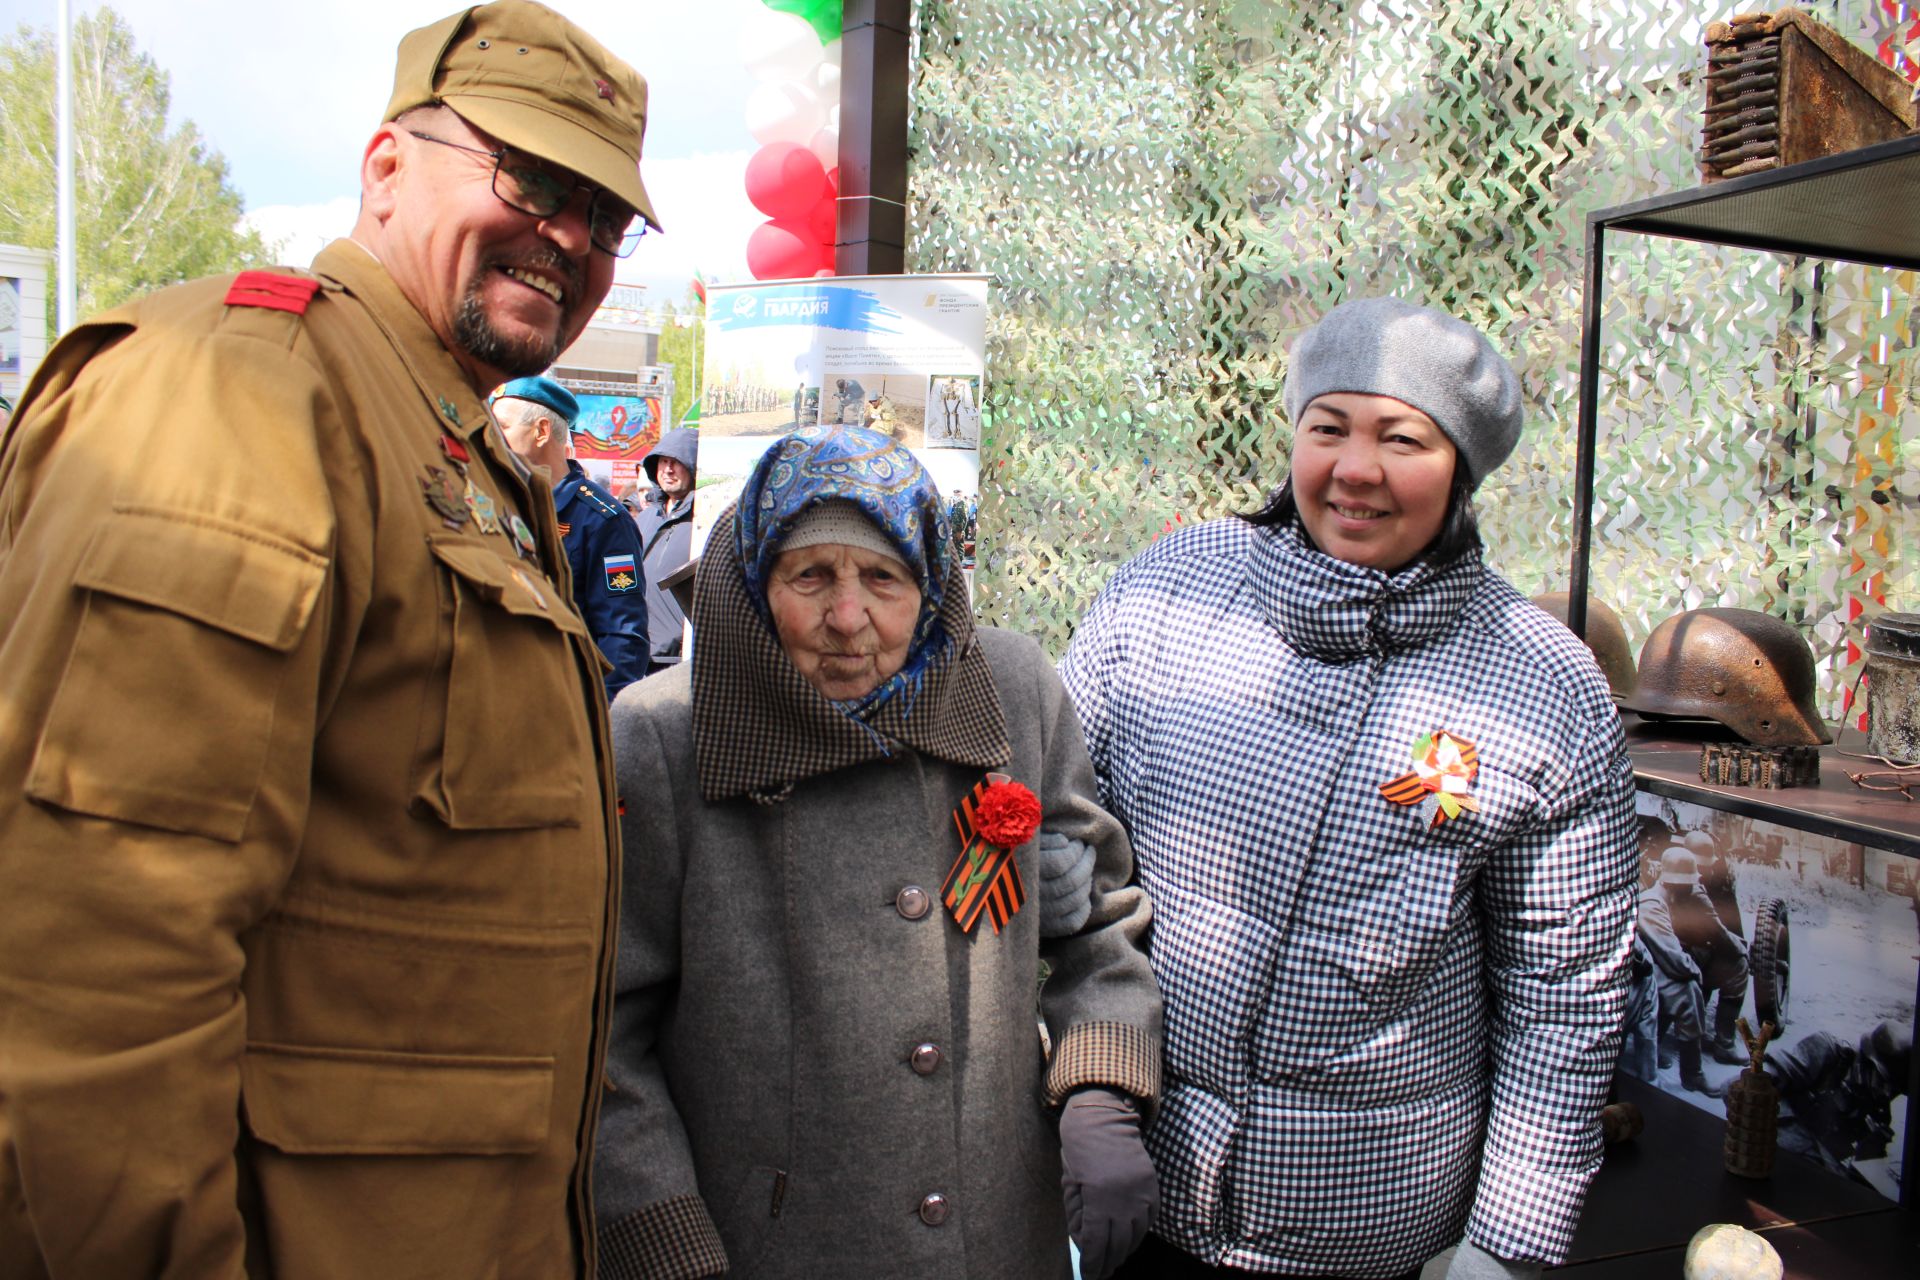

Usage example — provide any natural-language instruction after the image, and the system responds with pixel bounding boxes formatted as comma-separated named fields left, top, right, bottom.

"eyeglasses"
left=408, top=131, right=647, bottom=258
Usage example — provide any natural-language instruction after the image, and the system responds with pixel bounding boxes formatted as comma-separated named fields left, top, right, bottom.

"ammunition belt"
left=1699, top=742, right=1820, bottom=788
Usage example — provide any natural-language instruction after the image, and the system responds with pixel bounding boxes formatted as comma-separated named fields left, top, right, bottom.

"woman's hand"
left=1060, top=1087, right=1158, bottom=1279
left=1036, top=831, right=1095, bottom=936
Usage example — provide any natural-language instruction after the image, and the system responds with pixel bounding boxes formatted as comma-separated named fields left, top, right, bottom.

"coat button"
left=896, top=885, right=931, bottom=920
left=910, top=1043, right=943, bottom=1075
left=918, top=1193, right=950, bottom=1226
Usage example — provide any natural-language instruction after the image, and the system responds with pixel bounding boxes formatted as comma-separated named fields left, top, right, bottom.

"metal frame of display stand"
left=1559, top=136, right=1920, bottom=1270
left=1570, top=133, right=1920, bottom=640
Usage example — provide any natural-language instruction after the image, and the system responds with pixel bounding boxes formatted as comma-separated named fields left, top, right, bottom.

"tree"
left=655, top=283, right=706, bottom=428
left=0, top=7, right=273, bottom=329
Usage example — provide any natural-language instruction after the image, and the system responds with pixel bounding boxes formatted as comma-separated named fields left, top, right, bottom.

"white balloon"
left=827, top=103, right=840, bottom=134
left=814, top=42, right=842, bottom=98
left=738, top=10, right=825, bottom=84
left=746, top=80, right=827, bottom=147
left=808, top=126, right=839, bottom=170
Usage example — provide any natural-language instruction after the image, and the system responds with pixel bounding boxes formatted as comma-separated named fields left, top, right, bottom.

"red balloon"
left=746, top=219, right=832, bottom=281
left=808, top=192, right=838, bottom=245
left=744, top=142, right=829, bottom=221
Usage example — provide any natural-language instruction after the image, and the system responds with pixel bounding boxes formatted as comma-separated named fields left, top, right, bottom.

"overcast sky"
left=0, top=0, right=775, bottom=302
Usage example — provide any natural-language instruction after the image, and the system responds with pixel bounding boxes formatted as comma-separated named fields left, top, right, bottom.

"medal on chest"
left=419, top=464, right=470, bottom=530
left=942, top=773, right=1041, bottom=935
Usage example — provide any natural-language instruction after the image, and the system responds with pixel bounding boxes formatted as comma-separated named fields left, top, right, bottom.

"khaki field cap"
left=386, top=0, right=659, bottom=230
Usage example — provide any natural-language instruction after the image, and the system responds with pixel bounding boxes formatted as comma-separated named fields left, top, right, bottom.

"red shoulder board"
left=225, top=271, right=322, bottom=315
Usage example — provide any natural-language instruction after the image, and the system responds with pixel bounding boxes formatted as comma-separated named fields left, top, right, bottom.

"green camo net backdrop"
left=907, top=0, right=1920, bottom=725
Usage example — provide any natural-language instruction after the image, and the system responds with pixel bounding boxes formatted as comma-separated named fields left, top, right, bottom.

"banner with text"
left=695, top=274, right=989, bottom=583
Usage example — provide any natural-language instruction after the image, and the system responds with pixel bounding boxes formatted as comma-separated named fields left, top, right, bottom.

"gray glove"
left=1419, top=1241, right=1542, bottom=1280
left=1059, top=1087, right=1157, bottom=1280
left=1036, top=830, right=1094, bottom=937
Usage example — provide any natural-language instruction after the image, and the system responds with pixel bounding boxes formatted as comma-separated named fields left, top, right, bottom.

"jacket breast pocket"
left=26, top=508, right=326, bottom=842
left=418, top=536, right=594, bottom=830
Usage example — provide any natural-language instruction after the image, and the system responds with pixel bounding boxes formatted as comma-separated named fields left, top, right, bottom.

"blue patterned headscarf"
left=737, top=425, right=955, bottom=713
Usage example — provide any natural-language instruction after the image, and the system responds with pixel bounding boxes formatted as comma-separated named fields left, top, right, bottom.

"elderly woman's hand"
left=1036, top=831, right=1095, bottom=937
left=1060, top=1086, right=1158, bottom=1279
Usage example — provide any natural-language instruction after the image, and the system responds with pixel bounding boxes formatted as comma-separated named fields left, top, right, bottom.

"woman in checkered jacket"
left=1061, top=298, right=1639, bottom=1280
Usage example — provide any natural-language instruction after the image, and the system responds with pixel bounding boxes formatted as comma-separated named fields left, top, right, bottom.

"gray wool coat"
left=596, top=627, right=1162, bottom=1278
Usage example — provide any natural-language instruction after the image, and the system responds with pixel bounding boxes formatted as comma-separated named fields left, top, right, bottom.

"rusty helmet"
left=1621, top=607, right=1831, bottom=746
left=1531, top=591, right=1636, bottom=698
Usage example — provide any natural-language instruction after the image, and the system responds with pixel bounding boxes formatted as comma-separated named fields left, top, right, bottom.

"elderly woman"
left=1060, top=298, right=1637, bottom=1280
left=595, top=425, right=1163, bottom=1279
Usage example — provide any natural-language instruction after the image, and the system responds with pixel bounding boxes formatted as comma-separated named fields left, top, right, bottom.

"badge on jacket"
left=1380, top=729, right=1480, bottom=828
left=604, top=553, right=638, bottom=592
left=943, top=774, right=1041, bottom=935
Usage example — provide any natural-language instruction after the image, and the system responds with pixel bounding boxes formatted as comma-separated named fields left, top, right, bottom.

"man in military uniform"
left=0, top=4, right=656, bottom=1276
left=1637, top=846, right=1751, bottom=1096
left=1767, top=1021, right=1911, bottom=1183
left=494, top=375, right=650, bottom=699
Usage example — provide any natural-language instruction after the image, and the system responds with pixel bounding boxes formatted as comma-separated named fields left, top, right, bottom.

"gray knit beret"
left=1284, top=296, right=1523, bottom=488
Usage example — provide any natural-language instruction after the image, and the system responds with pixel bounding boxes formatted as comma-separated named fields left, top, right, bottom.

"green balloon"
left=761, top=0, right=841, bottom=46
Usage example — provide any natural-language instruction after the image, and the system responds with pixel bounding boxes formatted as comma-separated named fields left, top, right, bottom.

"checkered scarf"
left=692, top=503, right=1008, bottom=802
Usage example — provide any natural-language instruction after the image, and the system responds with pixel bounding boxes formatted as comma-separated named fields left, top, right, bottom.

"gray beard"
left=452, top=287, right=565, bottom=378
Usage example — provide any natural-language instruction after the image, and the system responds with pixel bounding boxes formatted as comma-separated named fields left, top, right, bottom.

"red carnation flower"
left=975, top=780, right=1041, bottom=848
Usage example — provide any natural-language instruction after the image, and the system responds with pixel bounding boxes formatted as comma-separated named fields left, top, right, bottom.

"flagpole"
left=690, top=280, right=703, bottom=423
left=55, top=0, right=75, bottom=331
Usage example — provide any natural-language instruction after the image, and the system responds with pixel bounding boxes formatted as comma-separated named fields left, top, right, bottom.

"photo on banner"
left=694, top=274, right=991, bottom=585
left=1623, top=791, right=1914, bottom=1204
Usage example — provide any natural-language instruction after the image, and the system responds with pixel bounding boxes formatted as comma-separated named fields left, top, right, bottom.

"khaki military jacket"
left=0, top=241, right=619, bottom=1279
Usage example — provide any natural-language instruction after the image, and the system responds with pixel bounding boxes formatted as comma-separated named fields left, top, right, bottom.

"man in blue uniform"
left=495, top=376, right=650, bottom=699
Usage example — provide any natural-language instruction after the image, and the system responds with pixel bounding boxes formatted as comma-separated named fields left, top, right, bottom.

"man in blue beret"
left=495, top=375, right=650, bottom=699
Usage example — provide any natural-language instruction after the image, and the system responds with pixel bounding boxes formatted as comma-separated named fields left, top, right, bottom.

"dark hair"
left=1242, top=471, right=1482, bottom=567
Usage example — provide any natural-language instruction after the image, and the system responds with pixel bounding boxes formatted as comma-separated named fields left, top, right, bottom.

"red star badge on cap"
left=596, top=79, right=615, bottom=102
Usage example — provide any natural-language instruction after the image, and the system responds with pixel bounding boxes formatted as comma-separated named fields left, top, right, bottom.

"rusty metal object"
left=1620, top=608, right=1831, bottom=746
left=1600, top=1101, right=1644, bottom=1144
left=1530, top=591, right=1637, bottom=699
left=1701, top=9, right=1916, bottom=183
left=1723, top=1017, right=1780, bottom=1179
left=1863, top=612, right=1920, bottom=763
left=1699, top=742, right=1820, bottom=788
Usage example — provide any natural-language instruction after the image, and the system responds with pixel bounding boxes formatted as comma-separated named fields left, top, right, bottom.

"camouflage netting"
left=907, top=0, right=1920, bottom=723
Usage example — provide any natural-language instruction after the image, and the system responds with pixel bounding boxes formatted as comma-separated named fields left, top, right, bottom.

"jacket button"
left=910, top=1043, right=943, bottom=1075
left=896, top=885, right=931, bottom=920
left=918, top=1193, right=950, bottom=1226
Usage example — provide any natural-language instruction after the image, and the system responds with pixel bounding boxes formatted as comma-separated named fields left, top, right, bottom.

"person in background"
left=1637, top=843, right=1750, bottom=1091
left=1767, top=1020, right=1911, bottom=1181
left=0, top=393, right=12, bottom=431
left=595, top=424, right=1163, bottom=1279
left=0, top=3, right=655, bottom=1274
left=1061, top=297, right=1637, bottom=1280
left=495, top=375, right=651, bottom=700
left=633, top=424, right=697, bottom=669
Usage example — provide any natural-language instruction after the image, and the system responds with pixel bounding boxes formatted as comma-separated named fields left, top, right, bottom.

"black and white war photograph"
left=1624, top=792, right=1916, bottom=1202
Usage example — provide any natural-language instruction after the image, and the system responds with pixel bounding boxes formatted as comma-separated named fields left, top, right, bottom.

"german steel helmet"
left=1658, top=847, right=1701, bottom=885
left=1621, top=607, right=1831, bottom=746
left=1531, top=591, right=1637, bottom=698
